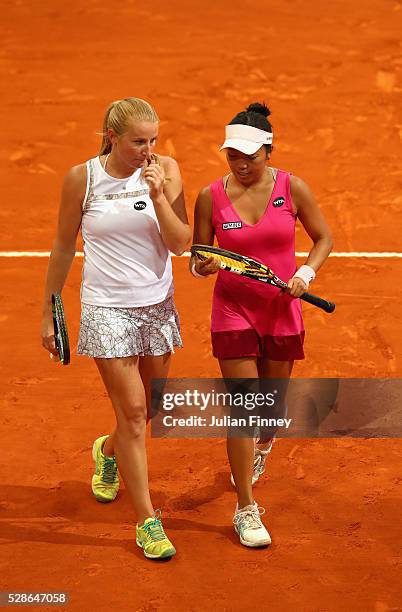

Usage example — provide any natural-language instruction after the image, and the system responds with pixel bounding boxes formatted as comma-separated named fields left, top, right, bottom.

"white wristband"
left=292, top=264, right=316, bottom=288
left=191, top=261, right=206, bottom=279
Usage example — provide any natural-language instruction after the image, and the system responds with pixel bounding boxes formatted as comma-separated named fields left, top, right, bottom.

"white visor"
left=220, top=124, right=273, bottom=155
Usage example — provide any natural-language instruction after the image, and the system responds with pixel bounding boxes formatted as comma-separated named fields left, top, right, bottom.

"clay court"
left=1, top=1, right=402, bottom=610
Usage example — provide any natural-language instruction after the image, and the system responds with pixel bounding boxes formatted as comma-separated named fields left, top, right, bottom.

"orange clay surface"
left=1, top=1, right=402, bottom=611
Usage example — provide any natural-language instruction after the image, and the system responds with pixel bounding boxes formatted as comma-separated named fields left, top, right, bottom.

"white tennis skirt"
left=77, top=295, right=182, bottom=358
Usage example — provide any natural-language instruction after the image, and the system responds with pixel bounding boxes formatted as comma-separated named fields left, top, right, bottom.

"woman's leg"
left=219, top=358, right=259, bottom=509
left=96, top=353, right=177, bottom=559
left=219, top=357, right=271, bottom=547
left=102, top=353, right=171, bottom=457
left=139, top=353, right=172, bottom=420
left=95, top=356, right=152, bottom=524
left=256, top=359, right=293, bottom=450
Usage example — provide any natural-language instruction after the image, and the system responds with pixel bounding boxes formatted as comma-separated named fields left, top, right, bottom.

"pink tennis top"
left=210, top=169, right=304, bottom=338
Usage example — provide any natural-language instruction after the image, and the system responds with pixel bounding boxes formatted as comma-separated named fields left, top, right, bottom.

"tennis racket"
left=191, top=244, right=335, bottom=314
left=51, top=293, right=70, bottom=365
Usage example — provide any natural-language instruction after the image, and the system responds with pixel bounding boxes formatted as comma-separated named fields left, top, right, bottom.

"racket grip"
left=300, top=291, right=336, bottom=313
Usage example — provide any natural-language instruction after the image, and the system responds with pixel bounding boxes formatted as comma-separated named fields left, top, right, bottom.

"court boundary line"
left=1, top=251, right=402, bottom=258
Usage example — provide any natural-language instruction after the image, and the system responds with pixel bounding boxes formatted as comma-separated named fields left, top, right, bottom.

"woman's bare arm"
left=145, top=155, right=191, bottom=255
left=190, top=187, right=220, bottom=276
left=41, top=164, right=86, bottom=353
left=288, top=175, right=333, bottom=296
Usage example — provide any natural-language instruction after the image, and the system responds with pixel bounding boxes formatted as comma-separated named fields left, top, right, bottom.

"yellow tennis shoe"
left=136, top=511, right=176, bottom=559
left=91, top=435, right=119, bottom=503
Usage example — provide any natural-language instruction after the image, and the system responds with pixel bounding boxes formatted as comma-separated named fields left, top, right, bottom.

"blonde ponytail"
left=99, top=100, right=120, bottom=155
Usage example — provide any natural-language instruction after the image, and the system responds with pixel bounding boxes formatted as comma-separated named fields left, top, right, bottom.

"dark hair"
left=229, top=102, right=273, bottom=153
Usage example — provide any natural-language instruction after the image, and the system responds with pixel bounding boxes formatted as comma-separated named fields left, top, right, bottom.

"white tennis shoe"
left=230, top=438, right=275, bottom=487
left=233, top=502, right=271, bottom=547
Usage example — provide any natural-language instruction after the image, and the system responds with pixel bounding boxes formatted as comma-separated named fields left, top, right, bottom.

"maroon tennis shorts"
left=211, top=328, right=305, bottom=361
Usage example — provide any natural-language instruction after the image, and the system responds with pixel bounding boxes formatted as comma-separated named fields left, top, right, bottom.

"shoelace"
left=101, top=456, right=117, bottom=484
left=142, top=517, right=167, bottom=542
left=234, top=506, right=266, bottom=531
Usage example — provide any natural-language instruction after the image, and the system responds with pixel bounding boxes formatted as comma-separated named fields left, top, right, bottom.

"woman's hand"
left=143, top=157, right=166, bottom=200
left=41, top=312, right=59, bottom=358
left=194, top=256, right=221, bottom=277
left=286, top=276, right=307, bottom=298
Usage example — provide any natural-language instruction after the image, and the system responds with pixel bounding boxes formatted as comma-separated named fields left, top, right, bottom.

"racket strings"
left=197, top=250, right=258, bottom=271
left=196, top=249, right=274, bottom=279
left=196, top=250, right=241, bottom=269
left=52, top=293, right=70, bottom=365
left=219, top=256, right=248, bottom=271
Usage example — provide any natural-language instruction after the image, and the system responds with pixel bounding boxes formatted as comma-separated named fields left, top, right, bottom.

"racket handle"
left=300, top=291, right=336, bottom=313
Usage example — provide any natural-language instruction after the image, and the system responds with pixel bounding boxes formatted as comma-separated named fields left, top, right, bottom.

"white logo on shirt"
left=222, top=221, right=242, bottom=230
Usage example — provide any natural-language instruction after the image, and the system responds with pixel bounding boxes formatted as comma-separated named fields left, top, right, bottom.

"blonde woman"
left=41, top=98, right=191, bottom=559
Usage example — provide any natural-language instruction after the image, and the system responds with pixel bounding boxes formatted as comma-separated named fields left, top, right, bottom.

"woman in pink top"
left=190, top=102, right=333, bottom=548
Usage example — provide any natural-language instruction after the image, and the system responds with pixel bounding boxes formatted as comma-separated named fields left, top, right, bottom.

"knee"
left=117, top=403, right=147, bottom=439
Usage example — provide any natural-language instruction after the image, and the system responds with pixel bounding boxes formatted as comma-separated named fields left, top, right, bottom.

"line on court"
left=1, top=251, right=402, bottom=258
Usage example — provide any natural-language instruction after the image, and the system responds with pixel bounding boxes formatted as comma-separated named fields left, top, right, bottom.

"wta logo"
left=222, top=221, right=242, bottom=230
left=273, top=197, right=285, bottom=208
left=133, top=201, right=147, bottom=210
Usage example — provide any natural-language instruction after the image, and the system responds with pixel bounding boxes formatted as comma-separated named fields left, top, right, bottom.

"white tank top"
left=80, top=156, right=174, bottom=307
